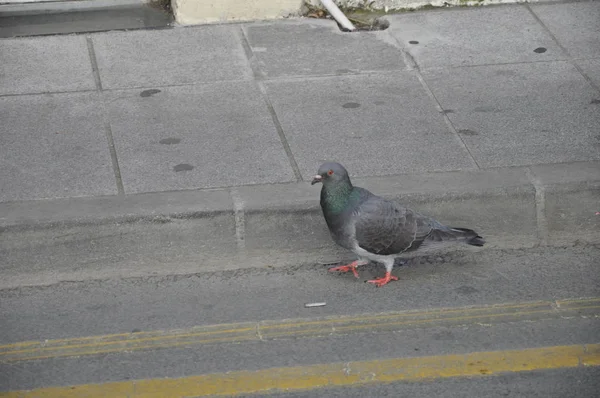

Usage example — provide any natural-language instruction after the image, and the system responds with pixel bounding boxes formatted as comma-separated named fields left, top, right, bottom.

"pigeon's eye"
left=327, top=170, right=334, bottom=176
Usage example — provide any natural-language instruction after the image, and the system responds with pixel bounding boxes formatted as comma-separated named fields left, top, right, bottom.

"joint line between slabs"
left=86, top=36, right=125, bottom=196
left=256, top=81, right=304, bottom=182
left=414, top=70, right=481, bottom=170
left=386, top=29, right=418, bottom=72
left=85, top=37, right=103, bottom=91
left=238, top=27, right=303, bottom=182
left=238, top=26, right=265, bottom=81
left=388, top=26, right=479, bottom=170
left=525, top=167, right=549, bottom=246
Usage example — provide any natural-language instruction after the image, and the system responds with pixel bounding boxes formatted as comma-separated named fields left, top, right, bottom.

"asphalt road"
left=1, top=245, right=599, bottom=395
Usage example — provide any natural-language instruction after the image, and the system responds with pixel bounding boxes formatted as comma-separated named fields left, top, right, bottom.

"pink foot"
left=366, top=272, right=398, bottom=287
left=329, top=261, right=361, bottom=278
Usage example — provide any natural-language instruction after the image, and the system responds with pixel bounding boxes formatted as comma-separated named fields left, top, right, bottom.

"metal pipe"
left=320, top=0, right=356, bottom=32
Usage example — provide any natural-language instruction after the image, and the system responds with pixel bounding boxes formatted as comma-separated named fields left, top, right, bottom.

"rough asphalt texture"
left=1, top=246, right=599, bottom=392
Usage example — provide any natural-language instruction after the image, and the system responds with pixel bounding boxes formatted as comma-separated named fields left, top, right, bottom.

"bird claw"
left=366, top=273, right=398, bottom=287
left=328, top=264, right=360, bottom=278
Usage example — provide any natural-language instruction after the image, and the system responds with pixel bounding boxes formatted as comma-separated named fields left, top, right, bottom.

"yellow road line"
left=1, top=343, right=598, bottom=398
left=0, top=298, right=559, bottom=350
left=1, top=297, right=599, bottom=363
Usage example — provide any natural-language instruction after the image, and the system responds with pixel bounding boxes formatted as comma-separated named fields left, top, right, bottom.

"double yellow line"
left=2, top=297, right=599, bottom=363
left=1, top=298, right=599, bottom=397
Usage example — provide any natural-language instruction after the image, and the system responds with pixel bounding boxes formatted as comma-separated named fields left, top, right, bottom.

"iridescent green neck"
left=321, top=180, right=357, bottom=215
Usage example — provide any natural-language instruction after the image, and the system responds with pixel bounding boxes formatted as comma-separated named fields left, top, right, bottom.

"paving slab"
left=243, top=19, right=405, bottom=78
left=576, top=58, right=600, bottom=90
left=105, top=82, right=295, bottom=193
left=421, top=60, right=600, bottom=168
left=0, top=92, right=117, bottom=202
left=386, top=5, right=567, bottom=69
left=91, top=25, right=252, bottom=89
left=0, top=35, right=95, bottom=95
left=264, top=72, right=476, bottom=180
left=531, top=1, right=600, bottom=59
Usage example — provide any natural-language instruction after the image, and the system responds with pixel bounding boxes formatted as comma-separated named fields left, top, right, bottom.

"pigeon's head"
left=311, top=162, right=350, bottom=186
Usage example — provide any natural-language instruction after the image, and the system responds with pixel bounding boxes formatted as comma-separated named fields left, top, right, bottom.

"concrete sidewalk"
left=1, top=1, right=599, bottom=287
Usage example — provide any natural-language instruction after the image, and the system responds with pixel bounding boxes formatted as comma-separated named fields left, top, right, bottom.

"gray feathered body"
left=321, top=184, right=484, bottom=261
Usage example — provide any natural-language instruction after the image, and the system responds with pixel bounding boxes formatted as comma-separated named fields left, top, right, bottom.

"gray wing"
left=353, top=195, right=433, bottom=255
left=353, top=194, right=482, bottom=255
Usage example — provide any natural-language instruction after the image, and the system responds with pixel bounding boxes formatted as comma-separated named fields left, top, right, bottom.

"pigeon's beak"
left=311, top=175, right=323, bottom=185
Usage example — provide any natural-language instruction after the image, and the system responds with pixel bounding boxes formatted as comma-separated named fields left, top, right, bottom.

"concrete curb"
left=0, top=0, right=150, bottom=15
left=1, top=162, right=598, bottom=289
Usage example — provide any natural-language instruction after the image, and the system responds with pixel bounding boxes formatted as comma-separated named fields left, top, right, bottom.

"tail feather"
left=450, top=227, right=485, bottom=247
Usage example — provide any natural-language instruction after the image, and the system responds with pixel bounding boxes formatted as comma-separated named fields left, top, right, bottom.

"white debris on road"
left=304, top=302, right=326, bottom=308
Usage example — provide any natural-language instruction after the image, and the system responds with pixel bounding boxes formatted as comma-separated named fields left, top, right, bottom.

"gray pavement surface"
left=421, top=61, right=600, bottom=167
left=264, top=72, right=476, bottom=177
left=531, top=1, right=600, bottom=59
left=106, top=82, right=295, bottom=191
left=242, top=20, right=406, bottom=78
left=0, top=35, right=95, bottom=95
left=92, top=25, right=251, bottom=88
left=0, top=92, right=117, bottom=201
left=387, top=5, right=567, bottom=68
left=1, top=2, right=599, bottom=290
left=1, top=1, right=599, bottom=203
left=1, top=2, right=600, bottom=396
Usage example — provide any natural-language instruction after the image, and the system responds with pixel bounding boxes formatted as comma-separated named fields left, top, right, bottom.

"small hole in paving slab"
left=409, top=40, right=419, bottom=45
left=159, top=137, right=181, bottom=145
left=140, top=89, right=161, bottom=97
left=533, top=47, right=547, bottom=53
left=458, top=129, right=479, bottom=136
left=455, top=285, right=479, bottom=295
left=343, top=102, right=361, bottom=109
left=173, top=163, right=194, bottom=172
left=337, top=17, right=390, bottom=32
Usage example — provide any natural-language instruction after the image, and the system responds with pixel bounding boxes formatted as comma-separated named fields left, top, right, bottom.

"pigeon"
left=311, top=162, right=485, bottom=287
